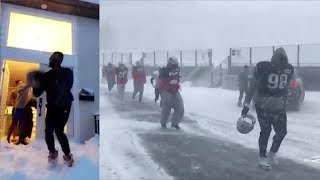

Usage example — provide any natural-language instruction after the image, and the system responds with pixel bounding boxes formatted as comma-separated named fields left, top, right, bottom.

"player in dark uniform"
left=115, top=63, right=128, bottom=100
left=105, top=63, right=116, bottom=91
left=241, top=47, right=294, bottom=170
left=237, top=65, right=250, bottom=106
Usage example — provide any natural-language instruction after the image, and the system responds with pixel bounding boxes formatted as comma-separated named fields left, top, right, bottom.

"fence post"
left=130, top=52, right=133, bottom=65
left=297, top=45, right=300, bottom=68
left=121, top=53, right=123, bottom=63
left=209, top=49, right=214, bottom=87
left=111, top=52, right=114, bottom=64
left=102, top=52, right=105, bottom=66
left=249, top=47, right=252, bottom=67
left=180, top=50, right=183, bottom=67
left=142, top=52, right=146, bottom=59
left=272, top=46, right=275, bottom=54
left=228, top=48, right=232, bottom=72
left=154, top=51, right=156, bottom=67
left=195, top=50, right=198, bottom=67
left=141, top=52, right=145, bottom=65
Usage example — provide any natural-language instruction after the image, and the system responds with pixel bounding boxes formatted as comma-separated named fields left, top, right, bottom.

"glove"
left=241, top=105, right=249, bottom=117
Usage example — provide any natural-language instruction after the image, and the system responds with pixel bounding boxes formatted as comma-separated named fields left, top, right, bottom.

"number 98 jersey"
left=253, top=61, right=294, bottom=97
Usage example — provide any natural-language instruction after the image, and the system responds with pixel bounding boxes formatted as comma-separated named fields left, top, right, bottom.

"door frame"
left=0, top=60, right=11, bottom=139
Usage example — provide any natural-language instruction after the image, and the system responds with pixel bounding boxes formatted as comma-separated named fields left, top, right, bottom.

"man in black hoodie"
left=237, top=65, right=249, bottom=106
left=33, top=51, right=74, bottom=167
left=241, top=47, right=294, bottom=170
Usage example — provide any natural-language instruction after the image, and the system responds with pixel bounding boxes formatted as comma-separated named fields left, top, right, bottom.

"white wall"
left=74, top=16, right=99, bottom=143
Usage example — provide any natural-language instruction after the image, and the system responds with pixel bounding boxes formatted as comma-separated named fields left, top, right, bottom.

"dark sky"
left=101, top=1, right=320, bottom=62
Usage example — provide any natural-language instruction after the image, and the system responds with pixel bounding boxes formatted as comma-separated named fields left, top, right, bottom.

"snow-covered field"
left=0, top=136, right=99, bottom=180
left=101, top=77, right=320, bottom=179
left=100, top=84, right=173, bottom=180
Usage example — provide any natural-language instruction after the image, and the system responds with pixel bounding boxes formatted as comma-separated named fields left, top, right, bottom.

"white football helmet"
left=237, top=114, right=256, bottom=134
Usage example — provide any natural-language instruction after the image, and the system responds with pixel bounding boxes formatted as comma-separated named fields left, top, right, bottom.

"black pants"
left=25, top=109, right=34, bottom=138
left=155, top=88, right=160, bottom=101
left=133, top=82, right=144, bottom=101
left=45, top=104, right=71, bottom=155
left=7, top=111, right=19, bottom=141
left=238, top=88, right=247, bottom=103
left=18, top=114, right=32, bottom=141
left=255, top=106, right=287, bottom=157
left=107, top=80, right=115, bottom=91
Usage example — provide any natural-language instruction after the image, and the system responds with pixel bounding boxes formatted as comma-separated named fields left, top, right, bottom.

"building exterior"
left=0, top=1, right=99, bottom=143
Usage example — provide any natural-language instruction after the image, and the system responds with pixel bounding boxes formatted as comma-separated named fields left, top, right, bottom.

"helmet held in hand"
left=237, top=114, right=256, bottom=134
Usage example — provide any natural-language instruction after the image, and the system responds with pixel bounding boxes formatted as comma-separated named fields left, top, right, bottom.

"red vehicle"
left=287, top=70, right=305, bottom=110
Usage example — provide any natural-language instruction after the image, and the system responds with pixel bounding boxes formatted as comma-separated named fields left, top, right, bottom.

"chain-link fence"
left=228, top=44, right=320, bottom=67
left=101, top=49, right=213, bottom=67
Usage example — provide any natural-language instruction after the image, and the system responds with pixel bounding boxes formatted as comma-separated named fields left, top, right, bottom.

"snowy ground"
left=101, top=77, right=320, bottom=180
left=139, top=78, right=320, bottom=168
left=100, top=85, right=173, bottom=180
left=0, top=136, right=99, bottom=180
left=180, top=83, right=320, bottom=168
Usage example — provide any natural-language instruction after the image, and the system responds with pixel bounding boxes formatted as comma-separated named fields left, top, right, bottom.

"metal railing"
left=101, top=49, right=214, bottom=67
left=228, top=44, right=320, bottom=67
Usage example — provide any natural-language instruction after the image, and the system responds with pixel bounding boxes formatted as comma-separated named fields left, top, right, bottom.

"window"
left=7, top=12, right=73, bottom=54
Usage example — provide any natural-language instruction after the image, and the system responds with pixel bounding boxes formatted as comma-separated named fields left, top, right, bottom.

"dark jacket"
left=238, top=71, right=249, bottom=90
left=106, top=67, right=115, bottom=82
left=33, top=67, right=74, bottom=107
left=244, top=61, right=294, bottom=106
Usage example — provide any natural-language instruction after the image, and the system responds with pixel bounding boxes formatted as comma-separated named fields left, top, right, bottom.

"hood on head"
left=271, top=47, right=288, bottom=66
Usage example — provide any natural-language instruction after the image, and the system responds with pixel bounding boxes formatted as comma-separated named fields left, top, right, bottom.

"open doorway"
left=0, top=60, right=39, bottom=142
left=0, top=59, right=74, bottom=144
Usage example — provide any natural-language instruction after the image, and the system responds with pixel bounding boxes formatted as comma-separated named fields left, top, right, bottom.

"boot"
left=171, top=124, right=181, bottom=130
left=10, top=137, right=18, bottom=143
left=48, top=150, right=59, bottom=164
left=63, top=153, right=74, bottom=167
left=258, top=157, right=271, bottom=170
left=267, top=151, right=279, bottom=165
left=161, top=123, right=167, bottom=129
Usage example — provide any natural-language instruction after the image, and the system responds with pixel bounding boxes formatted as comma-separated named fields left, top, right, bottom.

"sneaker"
left=258, top=157, right=271, bottom=170
left=48, top=150, right=59, bottom=164
left=14, top=141, right=21, bottom=145
left=267, top=151, right=279, bottom=165
left=63, top=154, right=74, bottom=167
left=10, top=138, right=18, bottom=143
left=21, top=139, right=29, bottom=145
left=171, top=124, right=181, bottom=130
left=161, top=123, right=167, bottom=129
